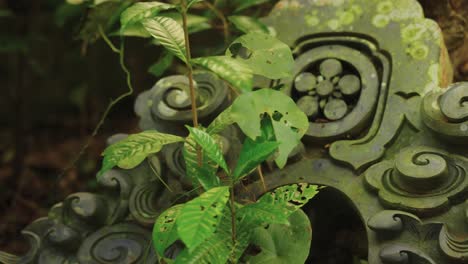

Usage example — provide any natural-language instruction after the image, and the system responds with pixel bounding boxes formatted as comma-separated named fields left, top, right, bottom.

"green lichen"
left=377, top=1, right=393, bottom=14
left=305, top=15, right=320, bottom=27
left=327, top=19, right=340, bottom=30
left=387, top=0, right=423, bottom=21
left=402, top=23, right=427, bottom=43
left=350, top=5, right=363, bottom=17
left=372, top=14, right=390, bottom=28
left=407, top=42, right=429, bottom=60
left=338, top=11, right=354, bottom=25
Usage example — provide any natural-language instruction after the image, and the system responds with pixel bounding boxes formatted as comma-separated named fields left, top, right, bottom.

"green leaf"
left=174, top=233, right=231, bottom=264
left=186, top=127, right=229, bottom=174
left=237, top=201, right=290, bottom=230
left=258, top=183, right=320, bottom=214
left=98, top=131, right=184, bottom=176
left=148, top=50, right=174, bottom=77
left=54, top=3, right=83, bottom=27
left=120, top=2, right=175, bottom=29
left=160, top=12, right=211, bottom=34
left=233, top=138, right=279, bottom=180
left=177, top=186, right=230, bottom=251
left=95, top=0, right=119, bottom=5
left=192, top=56, right=253, bottom=93
left=233, top=0, right=270, bottom=13
left=153, top=204, right=184, bottom=256
left=206, top=106, right=234, bottom=135
left=226, top=33, right=294, bottom=80
left=231, top=89, right=309, bottom=168
left=183, top=135, right=220, bottom=190
left=79, top=1, right=132, bottom=42
left=228, top=16, right=269, bottom=34
left=244, top=209, right=312, bottom=264
left=142, top=16, right=187, bottom=63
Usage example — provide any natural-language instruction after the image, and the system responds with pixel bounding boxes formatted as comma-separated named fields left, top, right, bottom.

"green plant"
left=93, top=0, right=320, bottom=263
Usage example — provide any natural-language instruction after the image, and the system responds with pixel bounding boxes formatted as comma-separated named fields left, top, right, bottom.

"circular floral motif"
left=293, top=58, right=362, bottom=122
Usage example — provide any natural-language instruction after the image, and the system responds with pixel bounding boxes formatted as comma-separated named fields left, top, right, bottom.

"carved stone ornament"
left=1, top=0, right=467, bottom=264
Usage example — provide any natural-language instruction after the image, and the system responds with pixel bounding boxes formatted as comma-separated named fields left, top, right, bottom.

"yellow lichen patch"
left=350, top=5, right=363, bottom=17
left=377, top=1, right=393, bottom=14
left=327, top=19, right=340, bottom=30
left=387, top=0, right=423, bottom=21
left=401, top=23, right=427, bottom=43
left=337, top=10, right=355, bottom=25
left=406, top=42, right=429, bottom=60
left=372, top=14, right=390, bottom=28
left=305, top=15, right=320, bottom=27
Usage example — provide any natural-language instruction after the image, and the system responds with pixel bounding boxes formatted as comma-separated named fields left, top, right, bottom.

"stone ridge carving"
left=265, top=0, right=453, bottom=171
left=135, top=72, right=230, bottom=136
left=422, top=82, right=468, bottom=143
left=0, top=0, right=467, bottom=264
left=365, top=146, right=468, bottom=216
left=287, top=40, right=383, bottom=142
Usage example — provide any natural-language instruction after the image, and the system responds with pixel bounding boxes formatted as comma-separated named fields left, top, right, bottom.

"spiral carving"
left=422, top=82, right=468, bottom=143
left=365, top=146, right=468, bottom=216
left=77, top=223, right=157, bottom=264
left=135, top=72, right=229, bottom=135
left=439, top=83, right=468, bottom=122
left=129, top=182, right=161, bottom=226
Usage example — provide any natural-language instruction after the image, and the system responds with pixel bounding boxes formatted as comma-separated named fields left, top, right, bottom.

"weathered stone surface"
left=0, top=1, right=466, bottom=264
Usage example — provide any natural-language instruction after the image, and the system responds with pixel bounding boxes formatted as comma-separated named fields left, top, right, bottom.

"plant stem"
left=257, top=165, right=267, bottom=192
left=181, top=4, right=199, bottom=128
left=229, top=185, right=237, bottom=262
left=181, top=1, right=202, bottom=165
left=204, top=1, right=229, bottom=43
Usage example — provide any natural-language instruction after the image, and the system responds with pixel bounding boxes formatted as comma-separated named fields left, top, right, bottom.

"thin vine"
left=56, top=26, right=134, bottom=183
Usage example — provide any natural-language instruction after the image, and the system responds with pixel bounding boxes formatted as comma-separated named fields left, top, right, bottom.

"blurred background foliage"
left=0, top=0, right=467, bottom=255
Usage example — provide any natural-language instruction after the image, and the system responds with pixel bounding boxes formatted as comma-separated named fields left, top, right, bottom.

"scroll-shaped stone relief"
left=365, top=146, right=468, bottom=216
left=135, top=72, right=229, bottom=135
left=264, top=0, right=453, bottom=171
left=367, top=210, right=442, bottom=264
left=77, top=223, right=157, bottom=264
left=422, top=82, right=468, bottom=143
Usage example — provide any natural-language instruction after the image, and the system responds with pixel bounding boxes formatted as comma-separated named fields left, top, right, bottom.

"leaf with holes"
left=228, top=16, right=270, bottom=34
left=258, top=183, right=320, bottom=213
left=233, top=138, right=279, bottom=180
left=183, top=134, right=220, bottom=190
left=176, top=186, right=230, bottom=251
left=98, top=130, right=184, bottom=176
left=186, top=126, right=229, bottom=174
left=244, top=209, right=312, bottom=264
left=237, top=201, right=290, bottom=230
left=153, top=204, right=183, bottom=256
left=192, top=56, right=253, bottom=93
left=142, top=16, right=187, bottom=63
left=226, top=33, right=294, bottom=80
left=231, top=89, right=309, bottom=168
left=206, top=106, right=234, bottom=135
